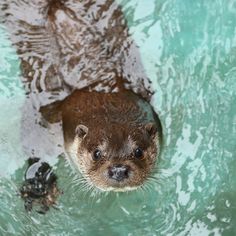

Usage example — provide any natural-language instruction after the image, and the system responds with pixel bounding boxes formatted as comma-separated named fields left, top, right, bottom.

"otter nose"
left=108, top=164, right=129, bottom=181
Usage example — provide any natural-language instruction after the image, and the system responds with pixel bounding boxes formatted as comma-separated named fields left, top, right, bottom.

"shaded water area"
left=0, top=0, right=236, bottom=235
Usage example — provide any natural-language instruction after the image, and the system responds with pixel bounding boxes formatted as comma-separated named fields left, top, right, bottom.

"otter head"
left=67, top=122, right=160, bottom=192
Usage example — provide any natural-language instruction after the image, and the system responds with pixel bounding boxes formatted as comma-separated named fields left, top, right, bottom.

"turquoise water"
left=0, top=0, right=236, bottom=235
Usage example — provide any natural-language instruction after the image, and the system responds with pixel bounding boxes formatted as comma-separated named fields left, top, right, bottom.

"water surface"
left=0, top=0, right=236, bottom=235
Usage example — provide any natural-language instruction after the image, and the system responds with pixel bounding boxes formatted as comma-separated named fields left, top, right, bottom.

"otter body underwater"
left=1, top=0, right=162, bottom=195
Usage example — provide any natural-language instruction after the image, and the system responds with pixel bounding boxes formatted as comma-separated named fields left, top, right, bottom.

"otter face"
left=67, top=123, right=160, bottom=192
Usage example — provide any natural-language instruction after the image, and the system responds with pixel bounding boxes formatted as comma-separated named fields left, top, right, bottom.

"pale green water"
left=0, top=0, right=236, bottom=235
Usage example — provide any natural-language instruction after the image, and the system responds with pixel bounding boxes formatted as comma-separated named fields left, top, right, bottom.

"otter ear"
left=145, top=123, right=157, bottom=137
left=75, top=124, right=88, bottom=139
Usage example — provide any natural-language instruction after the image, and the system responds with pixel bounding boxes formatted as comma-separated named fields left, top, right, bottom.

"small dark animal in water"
left=20, top=158, right=60, bottom=213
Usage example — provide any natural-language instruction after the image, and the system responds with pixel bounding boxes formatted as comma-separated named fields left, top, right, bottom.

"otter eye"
left=134, top=148, right=143, bottom=159
left=93, top=149, right=102, bottom=161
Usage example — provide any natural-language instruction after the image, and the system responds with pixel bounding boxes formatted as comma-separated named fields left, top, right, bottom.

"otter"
left=1, top=0, right=162, bottom=201
left=41, top=88, right=162, bottom=192
left=65, top=90, right=161, bottom=191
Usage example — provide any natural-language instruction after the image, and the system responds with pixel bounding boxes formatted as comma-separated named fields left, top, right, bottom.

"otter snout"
left=108, top=164, right=130, bottom=181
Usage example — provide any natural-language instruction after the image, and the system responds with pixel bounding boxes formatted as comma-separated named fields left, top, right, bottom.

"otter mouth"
left=96, top=179, right=140, bottom=192
left=105, top=180, right=137, bottom=192
left=102, top=185, right=139, bottom=192
left=90, top=171, right=143, bottom=192
left=97, top=164, right=141, bottom=192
